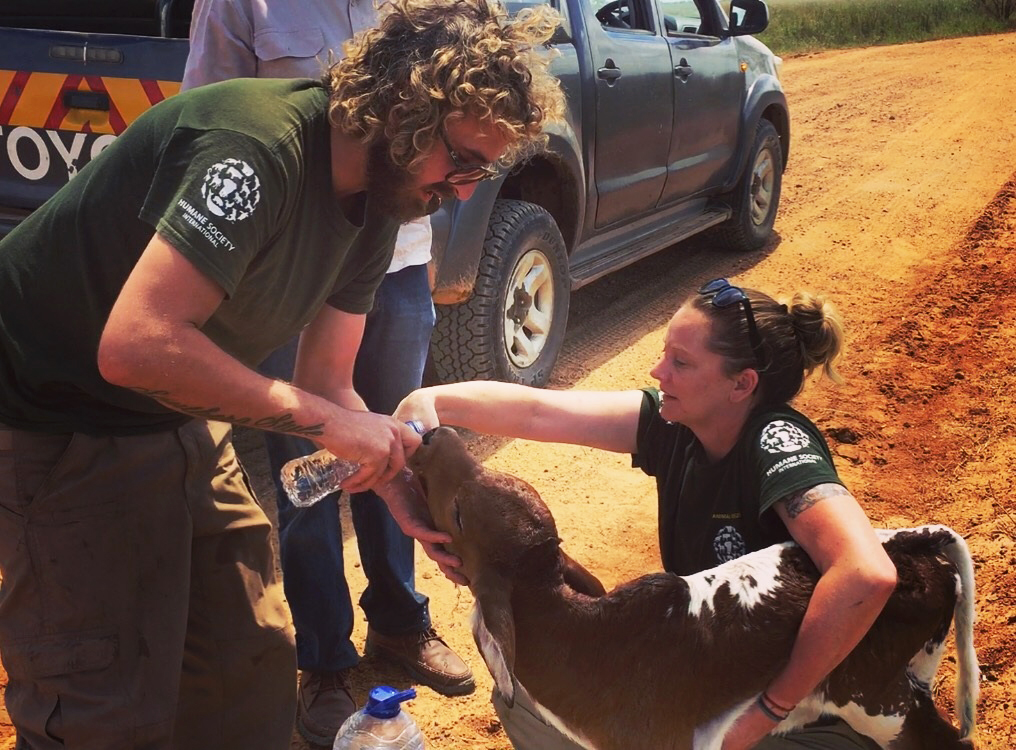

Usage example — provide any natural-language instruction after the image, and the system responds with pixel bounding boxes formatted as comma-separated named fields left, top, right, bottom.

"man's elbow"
left=96, top=330, right=142, bottom=388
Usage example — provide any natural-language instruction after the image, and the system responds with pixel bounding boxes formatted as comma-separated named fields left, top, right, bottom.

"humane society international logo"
left=174, top=157, right=262, bottom=252
left=759, top=420, right=810, bottom=454
left=202, top=158, right=261, bottom=222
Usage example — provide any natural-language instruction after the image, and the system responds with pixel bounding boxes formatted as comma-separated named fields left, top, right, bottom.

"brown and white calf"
left=409, top=426, right=979, bottom=750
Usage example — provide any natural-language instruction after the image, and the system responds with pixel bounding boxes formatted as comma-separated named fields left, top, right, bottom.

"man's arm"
left=292, top=304, right=367, bottom=412
left=97, top=232, right=414, bottom=487
left=286, top=296, right=459, bottom=566
left=181, top=0, right=257, bottom=91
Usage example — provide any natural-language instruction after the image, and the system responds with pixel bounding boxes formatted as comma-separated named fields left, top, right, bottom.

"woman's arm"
left=395, top=381, right=645, bottom=454
left=767, top=484, right=897, bottom=705
left=721, top=484, right=897, bottom=750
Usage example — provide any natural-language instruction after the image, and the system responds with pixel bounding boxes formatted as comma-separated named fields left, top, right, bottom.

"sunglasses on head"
left=440, top=130, right=500, bottom=186
left=698, top=278, right=767, bottom=370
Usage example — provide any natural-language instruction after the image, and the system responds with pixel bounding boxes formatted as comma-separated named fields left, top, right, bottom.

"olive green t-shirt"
left=632, top=389, right=843, bottom=575
left=0, top=78, right=397, bottom=435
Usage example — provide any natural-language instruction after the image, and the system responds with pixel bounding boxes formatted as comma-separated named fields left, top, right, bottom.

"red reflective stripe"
left=84, top=75, right=126, bottom=134
left=43, top=73, right=80, bottom=129
left=0, top=70, right=30, bottom=126
left=140, top=78, right=166, bottom=106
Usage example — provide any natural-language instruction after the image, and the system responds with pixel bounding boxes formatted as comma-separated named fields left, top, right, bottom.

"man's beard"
left=366, top=140, right=453, bottom=222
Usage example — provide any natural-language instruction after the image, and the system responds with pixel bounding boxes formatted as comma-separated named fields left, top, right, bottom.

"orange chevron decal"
left=0, top=70, right=181, bottom=134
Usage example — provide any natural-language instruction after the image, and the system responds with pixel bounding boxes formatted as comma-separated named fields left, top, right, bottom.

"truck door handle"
left=597, top=59, right=622, bottom=84
left=674, top=59, right=693, bottom=81
left=63, top=90, right=110, bottom=111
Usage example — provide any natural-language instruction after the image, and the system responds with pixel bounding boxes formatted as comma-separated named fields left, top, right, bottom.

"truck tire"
left=711, top=118, right=782, bottom=252
left=431, top=199, right=569, bottom=387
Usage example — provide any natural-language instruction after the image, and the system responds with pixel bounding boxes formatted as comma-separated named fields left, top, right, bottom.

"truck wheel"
left=431, top=199, right=569, bottom=387
left=712, top=118, right=782, bottom=252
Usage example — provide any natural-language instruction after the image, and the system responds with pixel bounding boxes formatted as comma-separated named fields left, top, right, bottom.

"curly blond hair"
left=325, top=0, right=566, bottom=171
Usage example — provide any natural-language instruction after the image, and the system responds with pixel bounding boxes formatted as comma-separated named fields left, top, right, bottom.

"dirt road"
left=3, top=31, right=1016, bottom=750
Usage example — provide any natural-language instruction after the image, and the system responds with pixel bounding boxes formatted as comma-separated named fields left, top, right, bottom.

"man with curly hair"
left=0, top=0, right=565, bottom=748
left=181, top=0, right=496, bottom=741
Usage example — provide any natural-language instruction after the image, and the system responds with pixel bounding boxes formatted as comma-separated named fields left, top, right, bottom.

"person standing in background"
left=183, top=1, right=474, bottom=745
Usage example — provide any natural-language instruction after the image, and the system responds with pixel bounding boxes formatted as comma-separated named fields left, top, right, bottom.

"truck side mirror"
left=728, top=0, right=770, bottom=36
left=550, top=22, right=572, bottom=44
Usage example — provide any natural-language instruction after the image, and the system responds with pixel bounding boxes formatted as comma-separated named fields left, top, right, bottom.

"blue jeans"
left=259, top=264, right=436, bottom=672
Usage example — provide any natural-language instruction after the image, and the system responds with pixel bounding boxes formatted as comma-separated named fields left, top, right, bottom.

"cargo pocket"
left=0, top=430, right=76, bottom=639
left=2, top=432, right=129, bottom=642
left=2, top=628, right=128, bottom=750
left=1, top=628, right=118, bottom=680
left=253, top=28, right=326, bottom=78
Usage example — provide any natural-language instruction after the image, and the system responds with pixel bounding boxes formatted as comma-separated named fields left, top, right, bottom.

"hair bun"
left=787, top=292, right=843, bottom=383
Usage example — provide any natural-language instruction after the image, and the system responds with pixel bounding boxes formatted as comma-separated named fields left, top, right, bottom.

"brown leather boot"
left=365, top=626, right=475, bottom=696
left=296, top=669, right=357, bottom=747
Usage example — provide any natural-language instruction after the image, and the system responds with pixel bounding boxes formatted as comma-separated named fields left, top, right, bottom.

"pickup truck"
left=0, top=0, right=789, bottom=387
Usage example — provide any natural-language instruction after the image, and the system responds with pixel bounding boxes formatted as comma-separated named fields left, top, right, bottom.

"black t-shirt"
left=0, top=78, right=398, bottom=435
left=632, top=388, right=843, bottom=575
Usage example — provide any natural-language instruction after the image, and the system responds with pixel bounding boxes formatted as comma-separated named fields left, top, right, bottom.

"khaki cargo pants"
left=0, top=420, right=296, bottom=749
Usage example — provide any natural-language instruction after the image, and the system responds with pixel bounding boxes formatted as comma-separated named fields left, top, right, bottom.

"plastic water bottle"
left=280, top=449, right=360, bottom=507
left=279, top=421, right=426, bottom=508
left=332, top=685, right=425, bottom=750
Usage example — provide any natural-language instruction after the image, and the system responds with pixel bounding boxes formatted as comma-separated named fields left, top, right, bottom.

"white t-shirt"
left=182, top=0, right=432, bottom=272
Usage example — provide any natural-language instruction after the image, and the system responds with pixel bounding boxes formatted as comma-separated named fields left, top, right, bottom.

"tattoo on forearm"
left=131, top=387, right=326, bottom=436
left=782, top=483, right=851, bottom=519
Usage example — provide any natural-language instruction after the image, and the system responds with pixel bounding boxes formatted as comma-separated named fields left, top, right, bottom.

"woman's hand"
left=393, top=387, right=441, bottom=433
left=720, top=699, right=779, bottom=750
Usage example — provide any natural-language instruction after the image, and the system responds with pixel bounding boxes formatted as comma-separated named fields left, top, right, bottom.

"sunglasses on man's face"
left=440, top=130, right=500, bottom=186
left=697, top=278, right=767, bottom=370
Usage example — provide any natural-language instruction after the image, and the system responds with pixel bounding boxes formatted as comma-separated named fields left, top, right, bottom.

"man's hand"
left=327, top=411, right=422, bottom=492
left=374, top=470, right=468, bottom=585
left=720, top=699, right=779, bottom=750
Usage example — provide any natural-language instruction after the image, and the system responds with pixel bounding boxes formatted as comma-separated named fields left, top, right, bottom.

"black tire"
left=711, top=118, right=783, bottom=252
left=430, top=200, right=570, bottom=386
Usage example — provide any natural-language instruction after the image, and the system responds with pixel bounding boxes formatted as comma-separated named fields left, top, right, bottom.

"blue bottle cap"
left=364, top=685, right=417, bottom=719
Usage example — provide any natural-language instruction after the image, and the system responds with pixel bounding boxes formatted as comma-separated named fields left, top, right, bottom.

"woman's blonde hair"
left=325, top=0, right=566, bottom=171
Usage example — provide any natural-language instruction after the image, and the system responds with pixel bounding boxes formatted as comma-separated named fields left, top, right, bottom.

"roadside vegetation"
left=758, top=0, right=1015, bottom=55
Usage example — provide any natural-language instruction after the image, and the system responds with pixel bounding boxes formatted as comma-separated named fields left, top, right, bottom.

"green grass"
left=756, top=0, right=1014, bottom=56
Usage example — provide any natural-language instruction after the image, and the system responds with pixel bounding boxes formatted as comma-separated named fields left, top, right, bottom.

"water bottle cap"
left=364, top=685, right=417, bottom=719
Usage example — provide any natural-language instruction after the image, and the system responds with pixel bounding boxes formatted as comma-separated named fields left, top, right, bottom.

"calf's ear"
left=471, top=571, right=517, bottom=706
left=561, top=549, right=606, bottom=596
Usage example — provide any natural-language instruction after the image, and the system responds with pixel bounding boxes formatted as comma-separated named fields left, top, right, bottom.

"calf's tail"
left=938, top=526, right=979, bottom=742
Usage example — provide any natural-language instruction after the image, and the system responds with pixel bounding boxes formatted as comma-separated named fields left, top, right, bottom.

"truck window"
left=0, top=0, right=193, bottom=38
left=658, top=0, right=703, bottom=34
left=589, top=0, right=655, bottom=32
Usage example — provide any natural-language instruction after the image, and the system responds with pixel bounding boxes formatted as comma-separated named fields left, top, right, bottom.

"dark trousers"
left=259, top=264, right=436, bottom=672
left=0, top=421, right=296, bottom=750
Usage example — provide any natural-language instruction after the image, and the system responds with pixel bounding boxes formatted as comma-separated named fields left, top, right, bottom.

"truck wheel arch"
left=430, top=199, right=570, bottom=386
left=430, top=137, right=583, bottom=305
